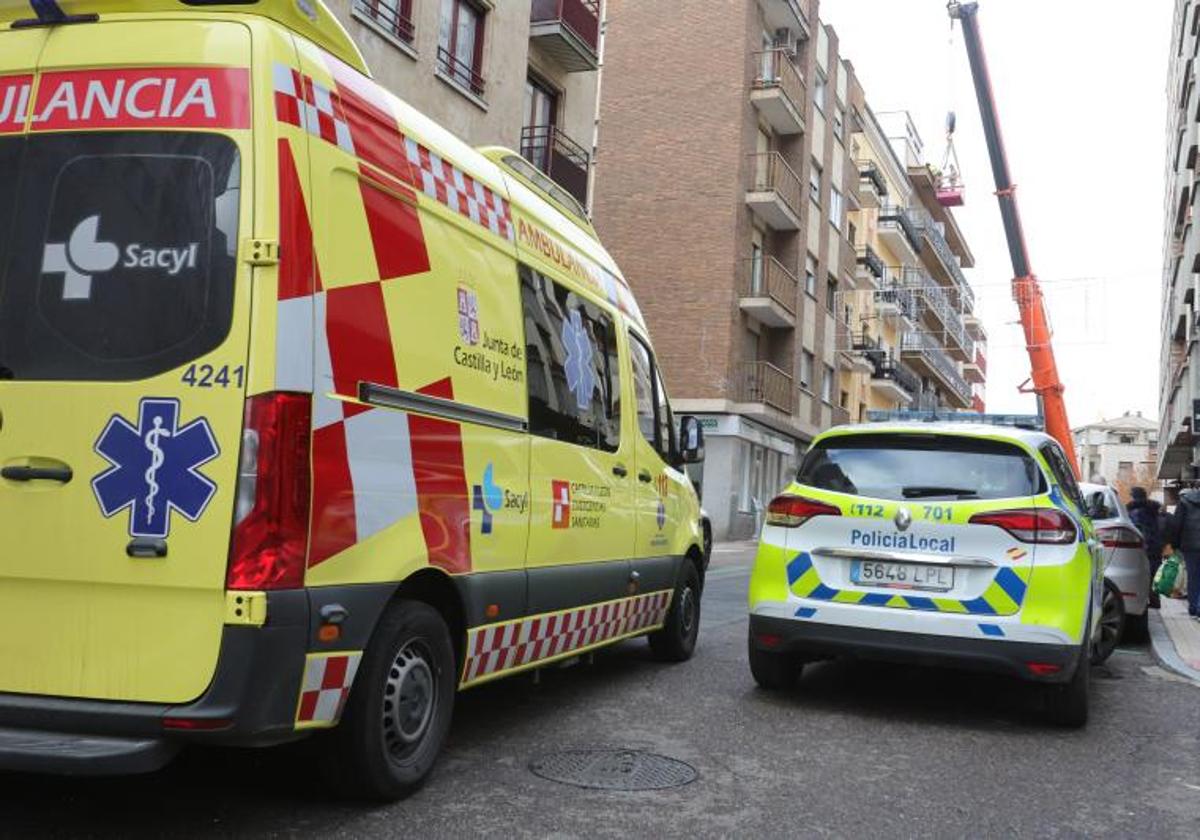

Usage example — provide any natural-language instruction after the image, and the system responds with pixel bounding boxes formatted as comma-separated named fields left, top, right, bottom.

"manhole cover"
left=529, top=749, right=697, bottom=791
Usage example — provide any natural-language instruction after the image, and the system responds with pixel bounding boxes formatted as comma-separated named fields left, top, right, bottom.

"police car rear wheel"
left=321, top=600, right=455, bottom=801
left=748, top=635, right=802, bottom=691
left=1043, top=639, right=1090, bottom=728
left=649, top=561, right=701, bottom=662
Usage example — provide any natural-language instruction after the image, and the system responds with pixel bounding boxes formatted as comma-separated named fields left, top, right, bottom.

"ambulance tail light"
left=765, top=495, right=841, bottom=528
left=227, top=392, right=311, bottom=590
left=968, top=508, right=1076, bottom=544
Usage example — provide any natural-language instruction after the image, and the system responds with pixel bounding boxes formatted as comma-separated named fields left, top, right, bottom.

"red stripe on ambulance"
left=0, top=75, right=32, bottom=133
left=409, top=378, right=472, bottom=575
left=277, top=139, right=322, bottom=300
left=358, top=166, right=431, bottom=281
left=30, top=67, right=250, bottom=131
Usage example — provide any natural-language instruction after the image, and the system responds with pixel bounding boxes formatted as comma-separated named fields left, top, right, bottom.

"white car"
left=1081, top=483, right=1151, bottom=658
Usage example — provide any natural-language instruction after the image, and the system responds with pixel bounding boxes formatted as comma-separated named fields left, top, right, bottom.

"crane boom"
left=948, top=1, right=1079, bottom=474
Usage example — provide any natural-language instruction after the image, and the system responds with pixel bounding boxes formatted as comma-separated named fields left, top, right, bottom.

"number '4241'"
left=181, top=363, right=245, bottom=389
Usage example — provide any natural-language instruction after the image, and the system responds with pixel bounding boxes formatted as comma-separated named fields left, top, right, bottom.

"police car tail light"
left=227, top=392, right=312, bottom=590
left=968, top=509, right=1076, bottom=544
left=765, top=495, right=841, bottom=528
left=1097, top=526, right=1143, bottom=549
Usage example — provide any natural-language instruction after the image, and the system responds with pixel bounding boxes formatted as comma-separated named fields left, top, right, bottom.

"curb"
left=1148, top=608, right=1200, bottom=685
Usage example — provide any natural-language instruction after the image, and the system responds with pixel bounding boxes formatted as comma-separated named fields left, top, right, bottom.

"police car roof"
left=817, top=421, right=1055, bottom=451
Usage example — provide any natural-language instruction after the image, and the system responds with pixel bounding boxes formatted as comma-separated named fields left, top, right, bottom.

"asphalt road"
left=6, top=543, right=1200, bottom=838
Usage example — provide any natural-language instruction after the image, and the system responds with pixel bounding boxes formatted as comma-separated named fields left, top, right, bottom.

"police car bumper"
left=0, top=590, right=311, bottom=776
left=749, top=611, right=1081, bottom=684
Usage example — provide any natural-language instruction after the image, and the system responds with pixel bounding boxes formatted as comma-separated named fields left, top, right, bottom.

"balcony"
left=874, top=276, right=920, bottom=326
left=855, top=245, right=885, bottom=287
left=751, top=49, right=806, bottom=135
left=353, top=0, right=414, bottom=44
left=437, top=47, right=485, bottom=98
left=869, top=354, right=918, bottom=406
left=838, top=329, right=878, bottom=375
left=971, top=394, right=986, bottom=414
left=520, top=125, right=590, bottom=207
left=759, top=0, right=811, bottom=40
left=857, top=161, right=887, bottom=209
left=901, top=331, right=972, bottom=408
left=739, top=255, right=798, bottom=328
left=529, top=0, right=600, bottom=72
left=962, top=348, right=986, bottom=384
left=904, top=268, right=969, bottom=359
left=746, top=152, right=802, bottom=230
left=912, top=208, right=975, bottom=314
left=878, top=204, right=922, bottom=264
left=735, top=361, right=794, bottom=414
left=962, top=312, right=986, bottom=340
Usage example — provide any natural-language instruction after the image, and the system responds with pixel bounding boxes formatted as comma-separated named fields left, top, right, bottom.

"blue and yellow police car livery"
left=748, top=417, right=1102, bottom=727
left=0, top=0, right=705, bottom=797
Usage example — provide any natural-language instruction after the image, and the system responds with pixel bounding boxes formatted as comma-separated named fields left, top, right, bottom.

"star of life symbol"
left=472, top=462, right=503, bottom=535
left=561, top=308, right=595, bottom=411
left=42, top=214, right=120, bottom=301
left=92, top=398, right=220, bottom=539
left=457, top=285, right=480, bottom=346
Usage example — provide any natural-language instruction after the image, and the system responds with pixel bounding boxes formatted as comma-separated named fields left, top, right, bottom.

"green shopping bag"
left=1155, top=552, right=1182, bottom=597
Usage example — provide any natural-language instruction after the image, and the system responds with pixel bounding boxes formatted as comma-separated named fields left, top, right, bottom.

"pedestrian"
left=1164, top=486, right=1200, bottom=620
left=1127, top=486, right=1163, bottom=608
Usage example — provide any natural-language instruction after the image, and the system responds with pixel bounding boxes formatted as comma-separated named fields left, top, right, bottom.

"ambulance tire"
left=649, top=560, right=702, bottom=662
left=748, top=641, right=802, bottom=691
left=320, top=600, right=456, bottom=801
left=1042, top=638, right=1090, bottom=729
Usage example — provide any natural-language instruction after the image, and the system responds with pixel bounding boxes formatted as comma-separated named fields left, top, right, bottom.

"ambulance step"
left=0, top=727, right=179, bottom=776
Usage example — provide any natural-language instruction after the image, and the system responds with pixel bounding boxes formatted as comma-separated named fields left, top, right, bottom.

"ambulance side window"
left=629, top=332, right=674, bottom=461
left=520, top=266, right=620, bottom=452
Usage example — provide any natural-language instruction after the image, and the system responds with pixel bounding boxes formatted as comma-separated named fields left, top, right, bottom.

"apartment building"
left=330, top=0, right=602, bottom=207
left=1159, top=0, right=1200, bottom=484
left=593, top=0, right=862, bottom=540
left=1074, top=412, right=1159, bottom=491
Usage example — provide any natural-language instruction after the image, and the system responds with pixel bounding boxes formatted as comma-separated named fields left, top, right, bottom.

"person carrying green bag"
left=1154, top=552, right=1182, bottom=598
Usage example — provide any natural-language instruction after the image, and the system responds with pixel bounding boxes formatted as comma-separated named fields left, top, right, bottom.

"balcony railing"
left=902, top=331, right=972, bottom=405
left=747, top=151, right=802, bottom=226
left=751, top=48, right=806, bottom=132
left=740, top=254, right=798, bottom=316
left=736, top=361, right=794, bottom=414
left=975, top=348, right=987, bottom=375
left=354, top=0, right=414, bottom=43
left=874, top=278, right=921, bottom=323
left=911, top=207, right=975, bottom=313
left=871, top=354, right=920, bottom=398
left=856, top=245, right=885, bottom=281
left=903, top=267, right=967, bottom=352
left=972, top=394, right=986, bottom=414
left=529, top=0, right=600, bottom=71
left=437, top=47, right=486, bottom=97
left=879, top=204, right=922, bottom=256
left=857, top=161, right=888, bottom=198
left=520, top=125, right=590, bottom=206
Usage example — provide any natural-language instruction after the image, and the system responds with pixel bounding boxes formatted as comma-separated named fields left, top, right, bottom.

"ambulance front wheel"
left=320, top=600, right=456, bottom=801
left=648, top=560, right=701, bottom=662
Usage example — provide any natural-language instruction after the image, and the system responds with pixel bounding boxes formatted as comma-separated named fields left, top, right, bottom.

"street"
left=6, top=543, right=1199, bottom=839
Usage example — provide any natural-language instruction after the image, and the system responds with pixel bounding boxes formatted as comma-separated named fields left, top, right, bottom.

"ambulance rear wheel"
left=321, top=600, right=455, bottom=801
left=649, top=560, right=701, bottom=662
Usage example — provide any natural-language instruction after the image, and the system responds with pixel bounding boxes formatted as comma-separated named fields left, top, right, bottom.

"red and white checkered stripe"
left=274, top=62, right=355, bottom=155
left=462, top=590, right=673, bottom=686
left=295, top=652, right=362, bottom=728
left=402, top=137, right=514, bottom=241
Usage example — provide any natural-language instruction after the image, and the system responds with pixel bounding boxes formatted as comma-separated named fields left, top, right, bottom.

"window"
left=798, top=434, right=1046, bottom=500
left=358, top=0, right=414, bottom=43
left=804, top=254, right=817, bottom=297
left=814, top=71, right=827, bottom=113
left=809, top=161, right=822, bottom=205
left=800, top=350, right=814, bottom=390
left=830, top=187, right=844, bottom=231
left=520, top=75, right=559, bottom=173
left=825, top=275, right=838, bottom=314
left=521, top=266, right=620, bottom=452
left=630, top=332, right=674, bottom=462
left=833, top=107, right=845, bottom=140
left=749, top=240, right=764, bottom=295
left=1040, top=443, right=1085, bottom=512
left=839, top=389, right=850, bottom=409
left=0, top=132, right=240, bottom=381
left=438, top=0, right=486, bottom=97
left=821, top=365, right=834, bottom=403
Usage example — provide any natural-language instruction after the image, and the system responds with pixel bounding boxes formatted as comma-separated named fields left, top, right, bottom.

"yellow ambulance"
left=0, top=0, right=706, bottom=799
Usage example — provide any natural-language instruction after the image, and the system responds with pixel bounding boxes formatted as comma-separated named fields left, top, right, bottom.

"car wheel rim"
left=382, top=640, right=436, bottom=759
left=678, top=586, right=696, bottom=637
left=1097, top=590, right=1122, bottom=658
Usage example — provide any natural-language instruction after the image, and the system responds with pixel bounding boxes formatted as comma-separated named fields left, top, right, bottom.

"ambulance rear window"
left=0, top=132, right=241, bottom=381
left=797, top=433, right=1045, bottom=501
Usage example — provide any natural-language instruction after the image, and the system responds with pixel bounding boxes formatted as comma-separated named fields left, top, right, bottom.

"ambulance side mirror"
left=678, top=416, right=705, bottom=465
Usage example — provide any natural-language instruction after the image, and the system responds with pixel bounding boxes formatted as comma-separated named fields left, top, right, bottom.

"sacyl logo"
left=42, top=215, right=200, bottom=300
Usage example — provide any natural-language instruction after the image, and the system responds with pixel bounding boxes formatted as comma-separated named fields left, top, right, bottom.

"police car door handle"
left=638, top=470, right=653, bottom=483
left=1, top=464, right=73, bottom=484
left=612, top=464, right=628, bottom=478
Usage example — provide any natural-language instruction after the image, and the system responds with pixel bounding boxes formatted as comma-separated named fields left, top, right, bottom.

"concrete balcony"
left=878, top=204, right=922, bottom=265
left=874, top=274, right=921, bottom=327
left=869, top=354, right=918, bottom=406
left=905, top=268, right=969, bottom=360
left=971, top=394, right=986, bottom=414
left=855, top=244, right=885, bottom=287
left=520, top=125, right=590, bottom=207
left=529, top=0, right=600, bottom=72
left=838, top=329, right=880, bottom=375
left=901, top=331, right=972, bottom=408
left=759, top=0, right=811, bottom=40
left=734, top=360, right=794, bottom=414
left=963, top=312, right=986, bottom=341
left=746, top=152, right=802, bottom=231
left=750, top=49, right=806, bottom=136
left=857, top=161, right=887, bottom=209
left=962, top=348, right=986, bottom=384
left=912, top=207, right=975, bottom=314
left=739, top=255, right=797, bottom=329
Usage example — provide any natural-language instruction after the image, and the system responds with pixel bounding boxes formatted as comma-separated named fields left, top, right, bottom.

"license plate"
left=850, top=560, right=955, bottom=592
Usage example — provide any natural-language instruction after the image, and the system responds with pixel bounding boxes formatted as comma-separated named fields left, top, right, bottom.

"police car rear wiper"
left=901, top=486, right=978, bottom=499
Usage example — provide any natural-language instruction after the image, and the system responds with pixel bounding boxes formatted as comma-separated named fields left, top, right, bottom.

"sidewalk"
left=1150, top=596, right=1200, bottom=683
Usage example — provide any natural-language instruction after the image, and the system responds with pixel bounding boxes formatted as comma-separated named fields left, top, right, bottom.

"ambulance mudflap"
left=0, top=35, right=253, bottom=704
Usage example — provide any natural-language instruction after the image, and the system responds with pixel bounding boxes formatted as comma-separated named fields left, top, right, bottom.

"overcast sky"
left=820, top=0, right=1170, bottom=427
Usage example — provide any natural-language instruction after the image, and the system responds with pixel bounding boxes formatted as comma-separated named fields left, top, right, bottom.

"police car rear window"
left=797, top=433, right=1045, bottom=501
left=0, top=132, right=240, bottom=381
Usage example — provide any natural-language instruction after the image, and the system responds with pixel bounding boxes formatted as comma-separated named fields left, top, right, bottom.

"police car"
left=747, top=414, right=1102, bottom=726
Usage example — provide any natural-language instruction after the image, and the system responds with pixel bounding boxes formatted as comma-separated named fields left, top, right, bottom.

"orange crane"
left=948, top=1, right=1079, bottom=474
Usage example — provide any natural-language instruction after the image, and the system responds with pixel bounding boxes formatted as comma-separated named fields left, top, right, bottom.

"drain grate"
left=529, top=749, right=697, bottom=791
